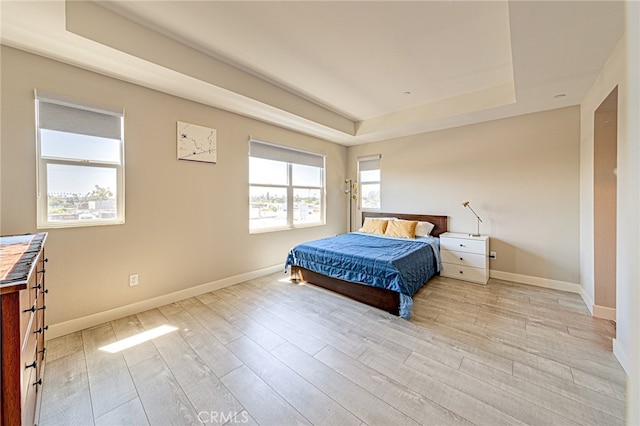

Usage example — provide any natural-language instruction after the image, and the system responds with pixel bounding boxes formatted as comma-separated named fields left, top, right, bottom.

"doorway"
left=593, top=86, right=618, bottom=322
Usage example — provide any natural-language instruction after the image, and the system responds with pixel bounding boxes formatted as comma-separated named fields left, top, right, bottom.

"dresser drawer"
left=21, top=309, right=36, bottom=354
left=22, top=304, right=39, bottom=356
left=21, top=354, right=38, bottom=426
left=21, top=332, right=38, bottom=402
left=19, top=289, right=37, bottom=345
left=36, top=304, right=46, bottom=369
left=441, top=250, right=487, bottom=269
left=441, top=263, right=488, bottom=284
left=440, top=237, right=486, bottom=255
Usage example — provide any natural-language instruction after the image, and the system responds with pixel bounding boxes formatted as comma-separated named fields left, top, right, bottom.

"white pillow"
left=415, top=221, right=435, bottom=237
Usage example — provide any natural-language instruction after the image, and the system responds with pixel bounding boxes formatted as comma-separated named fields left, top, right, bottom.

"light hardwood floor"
left=38, top=273, right=625, bottom=425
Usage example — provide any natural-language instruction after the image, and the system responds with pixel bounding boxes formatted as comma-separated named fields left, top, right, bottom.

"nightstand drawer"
left=441, top=263, right=488, bottom=284
left=441, top=250, right=486, bottom=268
left=440, top=237, right=486, bottom=255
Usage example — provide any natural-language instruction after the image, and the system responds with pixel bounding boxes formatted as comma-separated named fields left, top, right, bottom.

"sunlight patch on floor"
left=99, top=324, right=178, bottom=353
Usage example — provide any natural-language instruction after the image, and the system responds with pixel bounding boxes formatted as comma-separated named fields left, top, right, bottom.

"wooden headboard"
left=362, top=212, right=448, bottom=237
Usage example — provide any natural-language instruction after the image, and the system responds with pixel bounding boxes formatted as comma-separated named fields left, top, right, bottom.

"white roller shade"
left=36, top=91, right=123, bottom=140
left=249, top=139, right=325, bottom=168
left=357, top=154, right=381, bottom=171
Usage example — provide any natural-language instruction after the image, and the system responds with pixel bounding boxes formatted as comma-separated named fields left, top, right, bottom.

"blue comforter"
left=285, top=232, right=441, bottom=319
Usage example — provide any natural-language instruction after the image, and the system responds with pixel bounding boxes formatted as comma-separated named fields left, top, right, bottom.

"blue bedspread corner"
left=399, top=293, right=414, bottom=319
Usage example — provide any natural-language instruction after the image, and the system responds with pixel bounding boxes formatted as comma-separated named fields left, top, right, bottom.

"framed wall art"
left=177, top=121, right=217, bottom=163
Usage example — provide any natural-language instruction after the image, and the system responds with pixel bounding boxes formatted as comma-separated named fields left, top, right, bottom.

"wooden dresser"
left=1, top=233, right=48, bottom=426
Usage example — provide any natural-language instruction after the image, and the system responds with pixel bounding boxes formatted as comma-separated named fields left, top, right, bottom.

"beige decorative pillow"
left=361, top=219, right=388, bottom=235
left=384, top=219, right=418, bottom=238
left=358, top=217, right=395, bottom=232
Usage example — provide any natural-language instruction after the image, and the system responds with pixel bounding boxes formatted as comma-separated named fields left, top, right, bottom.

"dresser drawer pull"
left=44, top=258, right=48, bottom=263
left=43, top=289, right=49, bottom=294
left=460, top=257, right=464, bottom=261
left=459, top=244, right=466, bottom=247
left=23, top=305, right=36, bottom=313
left=25, top=360, right=38, bottom=369
left=38, top=269, right=46, bottom=274
left=34, top=326, right=48, bottom=334
left=32, top=283, right=42, bottom=290
left=37, top=305, right=46, bottom=311
left=38, top=347, right=47, bottom=355
left=459, top=270, right=464, bottom=274
left=33, top=378, right=43, bottom=386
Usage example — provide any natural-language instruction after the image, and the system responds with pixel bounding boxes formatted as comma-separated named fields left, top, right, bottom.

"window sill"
left=37, top=219, right=125, bottom=229
left=250, top=222, right=325, bottom=234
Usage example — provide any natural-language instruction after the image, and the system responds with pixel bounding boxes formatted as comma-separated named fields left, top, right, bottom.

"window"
left=357, top=155, right=381, bottom=210
left=249, top=139, right=325, bottom=232
left=35, top=91, right=125, bottom=228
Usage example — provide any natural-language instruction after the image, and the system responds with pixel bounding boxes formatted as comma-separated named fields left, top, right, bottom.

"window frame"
left=357, top=154, right=381, bottom=211
left=35, top=91, right=125, bottom=229
left=249, top=139, right=326, bottom=233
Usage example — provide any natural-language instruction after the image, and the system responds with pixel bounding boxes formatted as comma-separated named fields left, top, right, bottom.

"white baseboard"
left=579, top=287, right=595, bottom=315
left=592, top=304, right=616, bottom=321
left=489, top=270, right=581, bottom=294
left=577, top=287, right=616, bottom=320
left=613, top=338, right=630, bottom=376
left=47, top=264, right=284, bottom=340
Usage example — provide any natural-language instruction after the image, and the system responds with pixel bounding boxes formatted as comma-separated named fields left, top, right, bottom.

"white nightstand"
left=439, top=232, right=489, bottom=284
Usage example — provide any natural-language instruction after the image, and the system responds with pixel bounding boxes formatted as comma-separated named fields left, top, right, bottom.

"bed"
left=285, top=212, right=448, bottom=318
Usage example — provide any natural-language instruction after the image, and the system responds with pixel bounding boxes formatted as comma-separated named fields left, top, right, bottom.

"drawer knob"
left=459, top=270, right=464, bottom=274
left=25, top=360, right=38, bottom=369
left=38, top=269, right=46, bottom=274
left=37, top=305, right=47, bottom=311
left=34, top=326, right=48, bottom=334
left=38, top=347, right=47, bottom=355
left=460, top=257, right=464, bottom=261
left=43, top=288, right=49, bottom=294
left=33, top=378, right=43, bottom=386
left=32, top=284, right=42, bottom=290
left=460, top=244, right=465, bottom=247
left=23, top=305, right=36, bottom=313
left=44, top=258, right=49, bottom=263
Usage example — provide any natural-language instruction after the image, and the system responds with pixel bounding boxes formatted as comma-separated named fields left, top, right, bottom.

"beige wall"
left=347, top=107, right=581, bottom=286
left=0, top=46, right=347, bottom=327
left=624, top=2, right=640, bottom=422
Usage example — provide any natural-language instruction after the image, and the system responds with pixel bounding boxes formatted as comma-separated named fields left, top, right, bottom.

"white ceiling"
left=0, top=1, right=625, bottom=145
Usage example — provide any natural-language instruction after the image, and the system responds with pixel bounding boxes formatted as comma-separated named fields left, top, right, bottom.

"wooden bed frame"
left=290, top=212, right=448, bottom=316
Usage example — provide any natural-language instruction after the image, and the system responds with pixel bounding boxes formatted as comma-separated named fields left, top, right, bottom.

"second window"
left=249, top=139, right=325, bottom=232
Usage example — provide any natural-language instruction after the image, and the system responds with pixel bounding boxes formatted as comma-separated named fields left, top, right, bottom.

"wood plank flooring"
left=38, top=273, right=625, bottom=425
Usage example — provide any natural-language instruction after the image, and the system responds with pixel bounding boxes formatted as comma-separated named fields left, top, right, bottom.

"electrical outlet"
left=490, top=251, right=497, bottom=260
left=129, top=274, right=139, bottom=286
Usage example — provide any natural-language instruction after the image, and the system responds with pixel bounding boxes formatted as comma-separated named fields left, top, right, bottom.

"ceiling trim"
left=356, top=81, right=516, bottom=138
left=0, top=1, right=625, bottom=146
left=65, top=1, right=356, bottom=137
